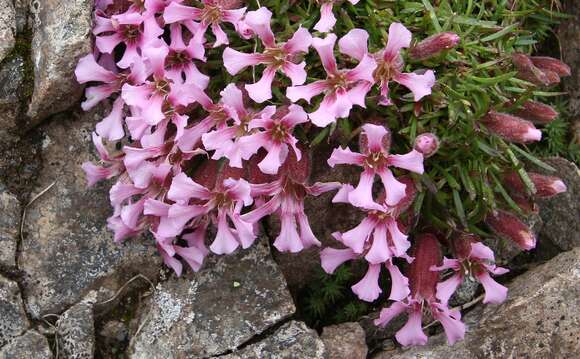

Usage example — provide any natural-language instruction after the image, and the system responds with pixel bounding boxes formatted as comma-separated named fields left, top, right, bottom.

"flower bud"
left=485, top=210, right=536, bottom=250
left=408, top=233, right=441, bottom=299
left=515, top=100, right=558, bottom=124
left=480, top=111, right=542, bottom=143
left=511, top=53, right=558, bottom=86
left=414, top=133, right=439, bottom=157
left=409, top=32, right=460, bottom=60
left=530, top=56, right=571, bottom=78
left=503, top=171, right=567, bottom=198
left=451, top=232, right=479, bottom=260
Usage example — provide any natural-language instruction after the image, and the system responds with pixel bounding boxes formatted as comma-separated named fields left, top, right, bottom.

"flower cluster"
left=78, top=0, right=569, bottom=347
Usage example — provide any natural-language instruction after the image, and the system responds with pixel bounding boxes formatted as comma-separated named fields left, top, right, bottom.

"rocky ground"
left=0, top=1, right=579, bottom=358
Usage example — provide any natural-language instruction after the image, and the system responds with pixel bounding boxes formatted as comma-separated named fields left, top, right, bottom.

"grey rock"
left=0, top=0, right=16, bottom=63
left=0, top=275, right=29, bottom=347
left=272, top=143, right=364, bottom=293
left=130, top=240, right=296, bottom=358
left=15, top=0, right=32, bottom=33
left=537, top=157, right=580, bottom=251
left=0, top=55, right=25, bottom=145
left=0, top=330, right=52, bottom=359
left=374, top=247, right=580, bottom=358
left=359, top=310, right=406, bottom=353
left=321, top=322, right=367, bottom=359
left=448, top=276, right=479, bottom=307
left=221, top=321, right=327, bottom=359
left=0, top=185, right=19, bottom=268
left=27, top=0, right=92, bottom=123
left=56, top=301, right=95, bottom=359
left=19, top=105, right=161, bottom=318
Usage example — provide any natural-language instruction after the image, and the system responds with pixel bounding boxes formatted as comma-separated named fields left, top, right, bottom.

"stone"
left=272, top=143, right=364, bottom=294
left=536, top=157, right=580, bottom=251
left=0, top=330, right=52, bottom=359
left=19, top=105, right=161, bottom=318
left=0, top=55, right=26, bottom=146
left=448, top=276, right=479, bottom=307
left=0, top=0, right=16, bottom=63
left=56, top=301, right=95, bottom=358
left=0, top=185, right=19, bottom=268
left=321, top=322, right=368, bottom=359
left=15, top=0, right=32, bottom=33
left=130, top=239, right=296, bottom=358
left=221, top=321, right=327, bottom=359
left=0, top=275, right=29, bottom=347
left=374, top=248, right=580, bottom=358
left=27, top=0, right=92, bottom=123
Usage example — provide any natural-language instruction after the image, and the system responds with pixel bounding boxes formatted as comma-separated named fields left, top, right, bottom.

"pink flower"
left=82, top=132, right=125, bottom=186
left=177, top=83, right=256, bottom=154
left=201, top=84, right=261, bottom=167
left=165, top=171, right=256, bottom=255
left=431, top=237, right=509, bottom=305
left=338, top=24, right=436, bottom=105
left=75, top=53, right=147, bottom=113
left=375, top=234, right=466, bottom=346
left=287, top=33, right=377, bottom=127
left=331, top=196, right=413, bottom=264
left=163, top=22, right=209, bottom=87
left=223, top=7, right=312, bottom=103
left=163, top=0, right=246, bottom=48
left=321, top=237, right=412, bottom=302
left=328, top=123, right=424, bottom=208
left=242, top=152, right=340, bottom=253
left=238, top=104, right=308, bottom=175
left=94, top=6, right=163, bottom=68
left=314, top=0, right=360, bottom=33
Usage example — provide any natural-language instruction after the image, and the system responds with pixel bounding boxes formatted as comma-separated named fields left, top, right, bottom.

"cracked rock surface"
left=0, top=330, right=52, bottom=359
left=27, top=0, right=92, bottom=123
left=221, top=321, right=327, bottom=359
left=0, top=275, right=29, bottom=347
left=0, top=185, right=19, bottom=268
left=19, top=105, right=160, bottom=318
left=130, top=239, right=296, bottom=358
left=0, top=0, right=16, bottom=64
left=56, top=301, right=95, bottom=359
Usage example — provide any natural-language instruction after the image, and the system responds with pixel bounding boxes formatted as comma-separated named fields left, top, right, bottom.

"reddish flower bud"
left=414, top=133, right=439, bottom=157
left=515, top=100, right=558, bottom=124
left=480, top=111, right=541, bottom=143
left=409, top=32, right=460, bottom=60
left=511, top=193, right=539, bottom=214
left=530, top=56, right=571, bottom=78
left=280, top=146, right=311, bottom=184
left=503, top=171, right=567, bottom=198
left=485, top=210, right=536, bottom=250
left=245, top=149, right=277, bottom=184
left=408, top=233, right=441, bottom=300
left=451, top=232, right=479, bottom=260
left=511, top=53, right=558, bottom=86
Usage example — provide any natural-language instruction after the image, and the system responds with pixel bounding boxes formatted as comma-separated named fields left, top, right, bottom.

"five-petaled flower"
left=223, top=7, right=313, bottom=103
